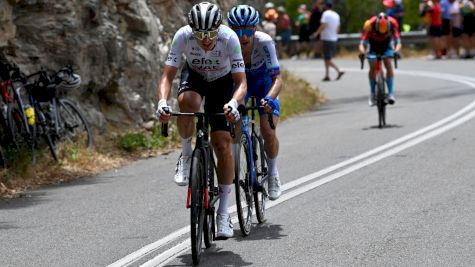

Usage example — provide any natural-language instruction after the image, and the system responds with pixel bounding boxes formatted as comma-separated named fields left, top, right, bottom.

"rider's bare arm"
left=157, top=65, right=178, bottom=101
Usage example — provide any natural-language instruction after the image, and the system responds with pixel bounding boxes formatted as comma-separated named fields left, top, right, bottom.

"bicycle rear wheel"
left=235, top=134, right=253, bottom=236
left=190, top=149, right=206, bottom=265
left=57, top=98, right=93, bottom=150
left=253, top=133, right=268, bottom=223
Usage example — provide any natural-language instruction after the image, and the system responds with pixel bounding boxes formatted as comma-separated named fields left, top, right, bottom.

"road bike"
left=360, top=53, right=399, bottom=128
left=161, top=110, right=234, bottom=265
left=234, top=96, right=275, bottom=236
left=28, top=66, right=93, bottom=152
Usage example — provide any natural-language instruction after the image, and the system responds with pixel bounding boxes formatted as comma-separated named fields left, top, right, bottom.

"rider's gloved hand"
left=261, top=96, right=277, bottom=113
left=224, top=99, right=240, bottom=123
left=156, top=99, right=172, bottom=122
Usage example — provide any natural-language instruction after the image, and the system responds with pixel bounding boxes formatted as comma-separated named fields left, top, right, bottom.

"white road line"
left=109, top=71, right=475, bottom=267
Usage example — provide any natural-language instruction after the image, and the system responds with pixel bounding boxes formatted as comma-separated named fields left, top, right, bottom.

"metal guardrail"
left=275, top=30, right=428, bottom=48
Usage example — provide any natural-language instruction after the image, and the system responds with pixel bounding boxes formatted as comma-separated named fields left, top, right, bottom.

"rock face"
left=0, top=0, right=262, bottom=132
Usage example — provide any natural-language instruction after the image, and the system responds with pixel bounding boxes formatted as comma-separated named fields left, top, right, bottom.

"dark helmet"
left=227, top=5, right=260, bottom=27
left=188, top=2, right=223, bottom=31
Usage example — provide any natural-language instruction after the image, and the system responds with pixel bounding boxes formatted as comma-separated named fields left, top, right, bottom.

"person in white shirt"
left=311, top=0, right=344, bottom=81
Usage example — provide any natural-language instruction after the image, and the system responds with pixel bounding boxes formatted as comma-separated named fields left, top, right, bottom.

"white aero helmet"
left=188, top=2, right=223, bottom=31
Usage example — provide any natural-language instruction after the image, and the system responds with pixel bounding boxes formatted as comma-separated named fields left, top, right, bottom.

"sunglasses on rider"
left=193, top=29, right=219, bottom=40
left=233, top=28, right=255, bottom=38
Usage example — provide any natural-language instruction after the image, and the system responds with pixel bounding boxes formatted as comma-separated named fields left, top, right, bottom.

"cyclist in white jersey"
left=156, top=2, right=247, bottom=239
left=228, top=5, right=283, bottom=200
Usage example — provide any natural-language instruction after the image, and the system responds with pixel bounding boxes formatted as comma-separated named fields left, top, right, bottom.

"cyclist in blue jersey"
left=227, top=5, right=283, bottom=200
left=156, top=2, right=247, bottom=239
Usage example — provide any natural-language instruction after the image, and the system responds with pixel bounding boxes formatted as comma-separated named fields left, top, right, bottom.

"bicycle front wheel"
left=253, top=133, right=268, bottom=223
left=57, top=98, right=93, bottom=150
left=376, top=75, right=386, bottom=128
left=235, top=134, right=253, bottom=236
left=190, top=149, right=206, bottom=265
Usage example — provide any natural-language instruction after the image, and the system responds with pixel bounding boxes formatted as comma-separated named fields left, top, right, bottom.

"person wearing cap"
left=311, top=0, right=345, bottom=81
left=309, top=0, right=325, bottom=58
left=276, top=6, right=293, bottom=58
left=262, top=7, right=278, bottom=39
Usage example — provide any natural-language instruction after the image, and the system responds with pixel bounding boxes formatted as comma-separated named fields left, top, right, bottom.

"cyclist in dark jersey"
left=156, top=2, right=247, bottom=239
left=359, top=12, right=402, bottom=106
left=227, top=5, right=283, bottom=200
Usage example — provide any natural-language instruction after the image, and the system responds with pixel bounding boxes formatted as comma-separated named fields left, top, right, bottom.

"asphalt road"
left=1, top=58, right=475, bottom=267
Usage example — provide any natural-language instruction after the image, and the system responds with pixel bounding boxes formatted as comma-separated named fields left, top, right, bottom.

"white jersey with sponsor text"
left=165, top=24, right=245, bottom=82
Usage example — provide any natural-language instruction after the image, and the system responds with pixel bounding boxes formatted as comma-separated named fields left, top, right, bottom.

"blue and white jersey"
left=165, top=24, right=245, bottom=82
left=246, top=31, right=280, bottom=97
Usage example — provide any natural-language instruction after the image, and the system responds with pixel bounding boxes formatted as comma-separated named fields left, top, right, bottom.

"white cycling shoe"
left=174, top=155, right=190, bottom=186
left=216, top=213, right=233, bottom=239
left=267, top=175, right=282, bottom=200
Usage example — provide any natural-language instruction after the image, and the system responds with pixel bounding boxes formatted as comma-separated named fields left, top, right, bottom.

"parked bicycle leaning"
left=359, top=12, right=402, bottom=107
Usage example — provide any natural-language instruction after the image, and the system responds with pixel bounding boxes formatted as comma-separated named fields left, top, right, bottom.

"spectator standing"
left=440, top=0, right=452, bottom=56
left=461, top=0, right=475, bottom=58
left=293, top=4, right=312, bottom=59
left=311, top=0, right=344, bottom=81
left=309, top=0, right=324, bottom=58
left=384, top=0, right=405, bottom=33
left=276, top=6, right=293, bottom=58
left=448, top=0, right=463, bottom=58
left=425, top=0, right=445, bottom=59
left=262, top=8, right=278, bottom=39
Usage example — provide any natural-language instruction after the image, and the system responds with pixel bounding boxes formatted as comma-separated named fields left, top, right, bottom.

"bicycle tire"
left=190, top=149, right=206, bottom=265
left=7, top=103, right=36, bottom=163
left=376, top=74, right=386, bottom=128
left=235, top=134, right=253, bottom=236
left=34, top=106, right=58, bottom=161
left=203, top=149, right=215, bottom=248
left=253, top=133, right=268, bottom=223
left=58, top=98, right=93, bottom=149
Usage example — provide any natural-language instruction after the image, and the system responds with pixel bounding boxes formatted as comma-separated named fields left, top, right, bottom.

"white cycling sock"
left=181, top=137, right=192, bottom=158
left=217, top=184, right=233, bottom=215
left=267, top=157, right=279, bottom=177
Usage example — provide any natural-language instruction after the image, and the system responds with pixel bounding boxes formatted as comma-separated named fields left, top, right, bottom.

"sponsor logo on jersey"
left=232, top=61, right=245, bottom=69
left=211, top=50, right=221, bottom=57
left=191, top=58, right=220, bottom=65
left=167, top=56, right=177, bottom=62
left=263, top=46, right=272, bottom=66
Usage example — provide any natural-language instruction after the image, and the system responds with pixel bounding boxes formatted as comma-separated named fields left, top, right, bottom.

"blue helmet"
left=227, top=5, right=260, bottom=27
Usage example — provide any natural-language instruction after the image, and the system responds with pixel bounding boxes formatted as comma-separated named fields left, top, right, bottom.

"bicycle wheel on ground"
left=235, top=134, right=253, bottom=236
left=57, top=98, right=93, bottom=150
left=253, top=133, right=268, bottom=224
left=189, top=149, right=206, bottom=265
left=7, top=103, right=35, bottom=163
left=376, top=75, right=386, bottom=128
left=203, top=152, right=216, bottom=248
left=34, top=106, right=58, bottom=161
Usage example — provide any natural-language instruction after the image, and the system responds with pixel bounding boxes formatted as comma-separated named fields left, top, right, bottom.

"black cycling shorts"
left=177, top=64, right=234, bottom=132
